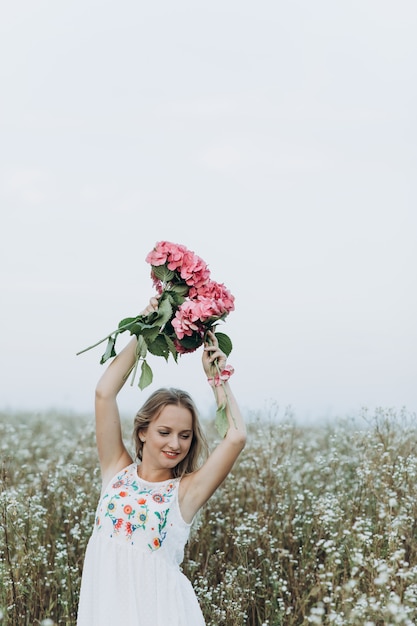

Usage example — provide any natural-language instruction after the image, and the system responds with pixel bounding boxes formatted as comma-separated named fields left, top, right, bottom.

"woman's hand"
left=202, top=330, right=227, bottom=378
left=140, top=297, right=159, bottom=317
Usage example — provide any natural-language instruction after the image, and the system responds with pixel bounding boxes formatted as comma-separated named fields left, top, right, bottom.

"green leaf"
left=166, top=290, right=186, bottom=308
left=169, top=283, right=189, bottom=297
left=215, top=332, right=233, bottom=357
left=138, top=360, right=153, bottom=390
left=117, top=317, right=152, bottom=339
left=140, top=311, right=160, bottom=328
left=147, top=334, right=171, bottom=360
left=215, top=403, right=229, bottom=438
left=152, top=264, right=176, bottom=282
left=136, top=335, right=148, bottom=359
left=178, top=333, right=204, bottom=351
left=118, top=316, right=139, bottom=331
left=155, top=295, right=174, bottom=325
left=142, top=325, right=162, bottom=344
left=100, top=336, right=117, bottom=364
left=128, top=321, right=146, bottom=337
left=164, top=333, right=178, bottom=362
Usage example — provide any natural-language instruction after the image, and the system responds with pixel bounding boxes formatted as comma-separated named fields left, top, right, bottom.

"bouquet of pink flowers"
left=77, top=241, right=235, bottom=393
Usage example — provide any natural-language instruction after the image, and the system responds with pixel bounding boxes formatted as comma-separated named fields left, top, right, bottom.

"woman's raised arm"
left=179, top=331, right=246, bottom=522
left=94, top=298, right=158, bottom=482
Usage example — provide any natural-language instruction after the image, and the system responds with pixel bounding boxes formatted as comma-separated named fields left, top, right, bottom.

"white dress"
left=77, top=462, right=205, bottom=625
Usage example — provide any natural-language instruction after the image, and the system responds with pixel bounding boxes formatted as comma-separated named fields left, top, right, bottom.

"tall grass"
left=1, top=406, right=417, bottom=625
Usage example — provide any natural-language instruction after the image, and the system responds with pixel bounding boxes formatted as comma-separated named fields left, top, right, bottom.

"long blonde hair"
left=132, top=388, right=209, bottom=478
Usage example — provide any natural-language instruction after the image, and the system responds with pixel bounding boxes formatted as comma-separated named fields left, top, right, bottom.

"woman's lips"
left=163, top=451, right=179, bottom=458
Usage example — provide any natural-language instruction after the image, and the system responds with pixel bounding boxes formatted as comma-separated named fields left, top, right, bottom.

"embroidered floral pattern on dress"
left=95, top=467, right=177, bottom=551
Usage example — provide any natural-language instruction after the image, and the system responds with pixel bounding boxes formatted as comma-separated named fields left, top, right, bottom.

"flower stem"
left=129, top=354, right=141, bottom=386
left=207, top=336, right=237, bottom=431
left=75, top=333, right=116, bottom=356
left=76, top=319, right=142, bottom=356
left=217, top=376, right=238, bottom=430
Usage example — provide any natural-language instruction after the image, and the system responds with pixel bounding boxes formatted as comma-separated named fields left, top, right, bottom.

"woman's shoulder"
left=100, top=456, right=135, bottom=493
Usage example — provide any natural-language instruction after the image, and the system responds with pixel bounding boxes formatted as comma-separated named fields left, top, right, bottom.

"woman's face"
left=141, top=404, right=193, bottom=471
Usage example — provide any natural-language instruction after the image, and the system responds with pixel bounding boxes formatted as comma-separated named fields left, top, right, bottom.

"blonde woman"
left=77, top=297, right=246, bottom=626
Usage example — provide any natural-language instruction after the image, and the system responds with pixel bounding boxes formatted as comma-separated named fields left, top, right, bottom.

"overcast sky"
left=1, top=0, right=416, bottom=422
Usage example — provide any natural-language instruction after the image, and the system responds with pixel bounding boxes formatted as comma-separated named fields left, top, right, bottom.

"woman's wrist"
left=207, top=364, right=234, bottom=387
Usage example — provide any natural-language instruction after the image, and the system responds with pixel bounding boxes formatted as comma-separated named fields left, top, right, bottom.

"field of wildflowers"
left=1, top=406, right=417, bottom=625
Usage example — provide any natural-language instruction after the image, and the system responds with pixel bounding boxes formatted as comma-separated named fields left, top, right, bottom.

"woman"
left=77, top=298, right=246, bottom=625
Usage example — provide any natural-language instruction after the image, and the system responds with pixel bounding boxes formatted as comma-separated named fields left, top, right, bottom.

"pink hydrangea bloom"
left=189, top=280, right=235, bottom=314
left=171, top=301, right=202, bottom=340
left=145, top=241, right=172, bottom=267
left=165, top=243, right=189, bottom=271
left=146, top=241, right=211, bottom=289
left=171, top=295, right=232, bottom=342
left=145, top=241, right=234, bottom=351
left=193, top=297, right=221, bottom=321
left=178, top=250, right=210, bottom=288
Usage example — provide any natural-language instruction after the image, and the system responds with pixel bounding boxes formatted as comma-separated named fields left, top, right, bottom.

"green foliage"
left=215, top=331, right=233, bottom=357
left=146, top=335, right=170, bottom=359
left=138, top=360, right=153, bottom=390
left=135, top=335, right=148, bottom=359
left=99, top=336, right=116, bottom=364
left=151, top=265, right=175, bottom=282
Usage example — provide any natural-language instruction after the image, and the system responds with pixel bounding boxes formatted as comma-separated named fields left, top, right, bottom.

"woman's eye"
left=159, top=431, right=169, bottom=436
left=181, top=434, right=191, bottom=440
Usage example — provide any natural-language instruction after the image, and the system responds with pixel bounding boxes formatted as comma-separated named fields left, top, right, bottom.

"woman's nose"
left=169, top=436, right=180, bottom=450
